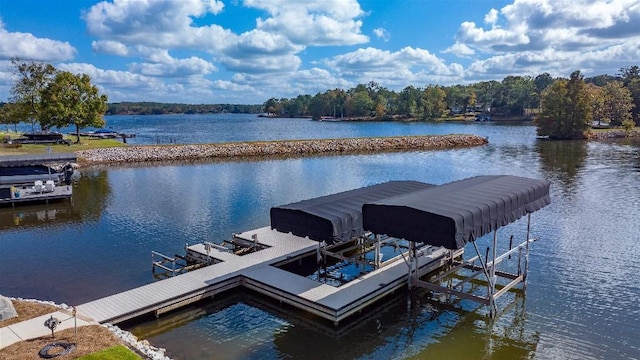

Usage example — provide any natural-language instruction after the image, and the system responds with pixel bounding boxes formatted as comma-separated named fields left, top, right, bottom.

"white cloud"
left=226, top=30, right=303, bottom=57
left=443, top=42, right=475, bottom=57
left=57, top=62, right=223, bottom=103
left=92, top=40, right=129, bottom=56
left=220, top=53, right=301, bottom=73
left=0, top=21, right=76, bottom=61
left=247, top=0, right=369, bottom=46
left=451, top=0, right=640, bottom=79
left=373, top=28, right=390, bottom=42
left=83, top=0, right=232, bottom=50
left=129, top=56, right=216, bottom=77
left=457, top=21, right=530, bottom=50
left=484, top=9, right=499, bottom=25
left=326, top=47, right=464, bottom=87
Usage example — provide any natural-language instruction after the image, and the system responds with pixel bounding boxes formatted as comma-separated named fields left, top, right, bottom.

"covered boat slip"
left=270, top=180, right=434, bottom=245
left=0, top=153, right=77, bottom=167
left=273, top=175, right=551, bottom=317
left=363, top=175, right=551, bottom=317
left=362, top=175, right=551, bottom=250
left=0, top=153, right=76, bottom=204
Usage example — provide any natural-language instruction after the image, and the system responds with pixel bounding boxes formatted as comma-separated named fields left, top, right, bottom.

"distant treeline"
left=261, top=70, right=640, bottom=121
left=107, top=102, right=263, bottom=115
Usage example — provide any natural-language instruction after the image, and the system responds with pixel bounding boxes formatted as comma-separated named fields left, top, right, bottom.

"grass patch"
left=0, top=131, right=125, bottom=156
left=77, top=345, right=141, bottom=359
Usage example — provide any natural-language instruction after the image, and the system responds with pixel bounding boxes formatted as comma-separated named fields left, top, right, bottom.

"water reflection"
left=128, top=289, right=539, bottom=360
left=71, top=169, right=112, bottom=222
left=0, top=202, right=78, bottom=230
left=535, top=139, right=587, bottom=194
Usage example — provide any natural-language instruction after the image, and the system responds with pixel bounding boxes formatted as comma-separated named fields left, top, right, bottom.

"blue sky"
left=1, top=0, right=639, bottom=104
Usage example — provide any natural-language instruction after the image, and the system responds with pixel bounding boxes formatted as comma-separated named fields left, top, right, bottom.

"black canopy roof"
left=270, top=181, right=434, bottom=244
left=362, top=175, right=551, bottom=250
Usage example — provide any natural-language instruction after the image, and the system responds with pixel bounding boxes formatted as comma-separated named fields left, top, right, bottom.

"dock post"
left=489, top=230, right=498, bottom=318
left=523, top=214, right=531, bottom=291
left=375, top=235, right=381, bottom=268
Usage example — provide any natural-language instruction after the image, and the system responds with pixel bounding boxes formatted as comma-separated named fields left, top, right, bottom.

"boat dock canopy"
left=362, top=175, right=551, bottom=250
left=270, top=181, right=434, bottom=244
left=0, top=153, right=77, bottom=167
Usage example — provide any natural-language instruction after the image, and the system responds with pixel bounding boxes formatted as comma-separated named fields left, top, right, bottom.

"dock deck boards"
left=0, top=184, right=72, bottom=204
left=76, top=227, right=458, bottom=325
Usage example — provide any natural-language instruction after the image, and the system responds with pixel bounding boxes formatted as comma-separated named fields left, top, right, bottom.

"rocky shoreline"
left=588, top=129, right=640, bottom=139
left=76, top=134, right=488, bottom=166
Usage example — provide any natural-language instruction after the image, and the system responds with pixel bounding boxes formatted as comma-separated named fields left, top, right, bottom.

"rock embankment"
left=588, top=129, right=640, bottom=139
left=76, top=135, right=488, bottom=166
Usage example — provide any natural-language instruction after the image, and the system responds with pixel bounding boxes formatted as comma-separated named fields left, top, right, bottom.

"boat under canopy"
left=270, top=180, right=434, bottom=244
left=362, top=175, right=551, bottom=250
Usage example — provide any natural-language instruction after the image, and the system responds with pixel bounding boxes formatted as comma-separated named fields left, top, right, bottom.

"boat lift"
left=408, top=214, right=536, bottom=318
left=363, top=175, right=551, bottom=318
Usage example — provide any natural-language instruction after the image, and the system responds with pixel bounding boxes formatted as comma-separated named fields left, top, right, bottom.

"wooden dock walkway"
left=76, top=227, right=460, bottom=325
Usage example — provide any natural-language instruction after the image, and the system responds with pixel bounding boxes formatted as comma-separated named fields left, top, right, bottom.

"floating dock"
left=0, top=184, right=72, bottom=205
left=0, top=153, right=76, bottom=205
left=77, top=226, right=459, bottom=325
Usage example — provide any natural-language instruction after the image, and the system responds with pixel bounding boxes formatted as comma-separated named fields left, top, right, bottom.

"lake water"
left=1, top=114, right=639, bottom=359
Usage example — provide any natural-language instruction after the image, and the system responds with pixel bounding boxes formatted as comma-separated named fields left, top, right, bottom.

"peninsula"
left=76, top=134, right=488, bottom=166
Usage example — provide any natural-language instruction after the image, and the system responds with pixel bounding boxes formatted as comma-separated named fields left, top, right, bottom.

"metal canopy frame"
left=409, top=213, right=535, bottom=318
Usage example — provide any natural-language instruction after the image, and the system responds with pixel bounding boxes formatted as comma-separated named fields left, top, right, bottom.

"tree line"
left=107, top=102, right=262, bottom=115
left=262, top=68, right=640, bottom=126
left=0, top=59, right=108, bottom=143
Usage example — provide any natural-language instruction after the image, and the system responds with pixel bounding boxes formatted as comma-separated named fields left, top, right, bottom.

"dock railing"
left=151, top=251, right=179, bottom=276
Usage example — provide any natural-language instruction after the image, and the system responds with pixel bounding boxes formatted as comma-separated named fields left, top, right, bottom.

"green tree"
left=41, top=71, right=108, bottom=143
left=619, top=66, right=640, bottom=124
left=626, top=79, right=640, bottom=124
left=601, top=81, right=634, bottom=126
left=500, top=75, right=536, bottom=115
left=0, top=102, right=24, bottom=132
left=397, top=86, right=421, bottom=117
left=9, top=59, right=57, bottom=132
left=586, top=83, right=606, bottom=126
left=536, top=71, right=592, bottom=139
left=348, top=91, right=374, bottom=117
left=263, top=98, right=279, bottom=114
left=421, top=85, right=447, bottom=120
left=374, top=95, right=387, bottom=120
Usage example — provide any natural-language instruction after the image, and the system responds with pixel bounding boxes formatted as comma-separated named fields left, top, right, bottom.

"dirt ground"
left=0, top=300, right=124, bottom=360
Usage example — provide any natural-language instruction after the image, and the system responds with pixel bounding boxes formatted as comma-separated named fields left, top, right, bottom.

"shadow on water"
left=125, top=287, right=539, bottom=360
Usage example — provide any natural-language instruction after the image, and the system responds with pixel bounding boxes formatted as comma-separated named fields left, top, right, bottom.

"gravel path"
left=76, top=135, right=488, bottom=166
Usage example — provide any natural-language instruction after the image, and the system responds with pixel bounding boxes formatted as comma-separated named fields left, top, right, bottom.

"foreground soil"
left=0, top=300, right=123, bottom=360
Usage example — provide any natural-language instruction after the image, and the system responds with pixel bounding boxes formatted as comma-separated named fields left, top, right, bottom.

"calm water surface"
left=1, top=114, right=639, bottom=359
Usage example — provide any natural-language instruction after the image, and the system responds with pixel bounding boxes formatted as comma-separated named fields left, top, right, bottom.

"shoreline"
left=75, top=134, right=488, bottom=166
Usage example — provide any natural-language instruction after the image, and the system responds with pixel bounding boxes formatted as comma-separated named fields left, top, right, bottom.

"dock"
left=75, top=175, right=550, bottom=326
left=77, top=226, right=458, bottom=325
left=0, top=153, right=76, bottom=205
left=0, top=153, right=77, bottom=167
left=0, top=184, right=72, bottom=205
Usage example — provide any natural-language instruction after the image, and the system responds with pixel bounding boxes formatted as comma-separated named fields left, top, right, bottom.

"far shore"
left=75, top=135, right=489, bottom=166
